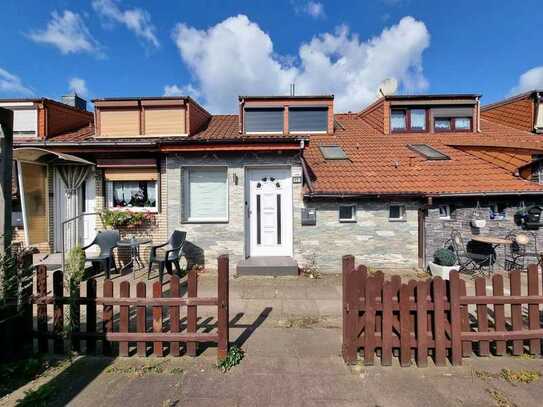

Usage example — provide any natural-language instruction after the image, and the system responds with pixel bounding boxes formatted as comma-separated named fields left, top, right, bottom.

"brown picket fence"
left=32, top=255, right=229, bottom=359
left=342, top=255, right=543, bottom=367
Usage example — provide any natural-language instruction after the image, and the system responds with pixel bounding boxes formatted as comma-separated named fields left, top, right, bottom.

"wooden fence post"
left=103, top=280, right=113, bottom=356
left=474, top=277, right=489, bottom=356
left=510, top=271, right=523, bottom=355
left=399, top=283, right=411, bottom=367
left=527, top=264, right=540, bottom=355
left=449, top=271, right=462, bottom=366
left=364, top=276, right=378, bottom=366
left=186, top=267, right=198, bottom=357
left=170, top=276, right=180, bottom=357
left=71, top=278, right=81, bottom=353
left=152, top=281, right=163, bottom=357
left=136, top=282, right=146, bottom=356
left=217, top=255, right=230, bottom=360
left=119, top=281, right=130, bottom=357
left=492, top=274, right=506, bottom=356
left=86, top=279, right=97, bottom=354
left=36, top=265, right=48, bottom=353
left=459, top=279, right=471, bottom=357
left=20, top=253, right=34, bottom=356
left=432, top=277, right=446, bottom=366
left=381, top=280, right=393, bottom=366
left=341, top=255, right=357, bottom=364
left=53, top=270, right=64, bottom=354
left=416, top=280, right=429, bottom=367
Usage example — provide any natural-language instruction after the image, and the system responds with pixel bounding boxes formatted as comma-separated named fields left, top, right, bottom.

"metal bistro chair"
left=82, top=230, right=120, bottom=279
left=148, top=230, right=187, bottom=283
left=505, top=231, right=538, bottom=271
left=450, top=230, right=495, bottom=276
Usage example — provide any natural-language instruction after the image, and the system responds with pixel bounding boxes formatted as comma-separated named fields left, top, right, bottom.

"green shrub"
left=433, top=248, right=456, bottom=267
left=217, top=346, right=244, bottom=373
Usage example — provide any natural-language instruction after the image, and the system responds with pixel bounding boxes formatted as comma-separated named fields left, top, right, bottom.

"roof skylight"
left=319, top=145, right=348, bottom=160
left=407, top=144, right=450, bottom=160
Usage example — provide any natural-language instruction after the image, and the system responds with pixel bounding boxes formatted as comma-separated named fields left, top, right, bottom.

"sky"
left=1, top=0, right=543, bottom=114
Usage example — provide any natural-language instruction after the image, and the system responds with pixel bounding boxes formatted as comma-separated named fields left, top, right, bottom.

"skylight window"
left=408, top=144, right=450, bottom=160
left=319, top=145, right=348, bottom=160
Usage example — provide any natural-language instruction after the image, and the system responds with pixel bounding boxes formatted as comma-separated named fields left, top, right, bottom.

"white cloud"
left=68, top=77, right=88, bottom=97
left=163, top=84, right=201, bottom=99
left=511, top=66, right=543, bottom=95
left=92, top=0, right=159, bottom=48
left=27, top=10, right=104, bottom=57
left=171, top=15, right=430, bottom=113
left=0, top=67, right=33, bottom=96
left=296, top=1, right=325, bottom=19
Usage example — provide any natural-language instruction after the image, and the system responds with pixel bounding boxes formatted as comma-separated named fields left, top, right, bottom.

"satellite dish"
left=377, top=78, right=398, bottom=98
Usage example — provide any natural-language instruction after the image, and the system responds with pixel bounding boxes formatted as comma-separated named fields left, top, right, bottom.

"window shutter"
left=244, top=108, right=283, bottom=132
left=186, top=168, right=227, bottom=220
left=289, top=107, right=328, bottom=132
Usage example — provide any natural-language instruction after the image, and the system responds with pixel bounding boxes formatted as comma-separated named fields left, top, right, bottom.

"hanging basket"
left=471, top=201, right=486, bottom=228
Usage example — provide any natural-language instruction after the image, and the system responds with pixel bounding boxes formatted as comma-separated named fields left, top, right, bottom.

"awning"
left=13, top=147, right=94, bottom=165
left=96, top=158, right=157, bottom=168
left=104, top=168, right=158, bottom=181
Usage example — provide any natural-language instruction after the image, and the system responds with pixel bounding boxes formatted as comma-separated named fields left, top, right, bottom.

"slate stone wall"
left=424, top=198, right=543, bottom=268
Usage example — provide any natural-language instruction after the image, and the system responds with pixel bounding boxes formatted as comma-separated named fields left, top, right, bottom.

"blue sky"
left=1, top=0, right=542, bottom=113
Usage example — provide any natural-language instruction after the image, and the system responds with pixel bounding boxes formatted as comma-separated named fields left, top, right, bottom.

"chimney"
left=61, top=93, right=87, bottom=111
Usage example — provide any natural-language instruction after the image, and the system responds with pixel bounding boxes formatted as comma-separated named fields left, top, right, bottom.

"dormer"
left=93, top=96, right=211, bottom=138
left=482, top=90, right=543, bottom=134
left=359, top=94, right=481, bottom=135
left=239, top=95, right=334, bottom=135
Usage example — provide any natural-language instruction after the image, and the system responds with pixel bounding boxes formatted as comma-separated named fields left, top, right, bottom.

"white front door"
left=247, top=167, right=292, bottom=257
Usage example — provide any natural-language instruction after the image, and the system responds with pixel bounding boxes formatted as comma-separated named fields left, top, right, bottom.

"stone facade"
left=166, top=151, right=421, bottom=273
left=424, top=198, right=543, bottom=267
left=296, top=199, right=420, bottom=272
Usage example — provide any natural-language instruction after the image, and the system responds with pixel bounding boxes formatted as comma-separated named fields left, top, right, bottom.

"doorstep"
left=236, top=256, right=298, bottom=276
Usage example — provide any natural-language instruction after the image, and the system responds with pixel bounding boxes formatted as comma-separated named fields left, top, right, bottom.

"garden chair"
left=450, top=230, right=494, bottom=276
left=82, top=230, right=120, bottom=279
left=148, top=230, right=186, bottom=283
left=505, top=231, right=539, bottom=271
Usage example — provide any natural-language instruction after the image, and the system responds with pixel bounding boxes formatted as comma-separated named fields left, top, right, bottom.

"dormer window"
left=244, top=107, right=283, bottom=133
left=391, top=108, right=427, bottom=132
left=434, top=117, right=472, bottom=132
left=289, top=106, right=328, bottom=133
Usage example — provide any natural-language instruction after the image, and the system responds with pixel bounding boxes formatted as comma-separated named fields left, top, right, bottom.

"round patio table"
left=118, top=238, right=152, bottom=279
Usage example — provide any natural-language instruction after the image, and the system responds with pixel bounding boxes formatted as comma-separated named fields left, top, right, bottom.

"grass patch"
left=15, top=382, right=56, bottom=407
left=512, top=353, right=536, bottom=360
left=485, top=388, right=517, bottom=407
left=105, top=361, right=167, bottom=376
left=217, top=346, right=244, bottom=373
left=472, top=369, right=496, bottom=381
left=500, top=369, right=541, bottom=385
left=0, top=357, right=52, bottom=398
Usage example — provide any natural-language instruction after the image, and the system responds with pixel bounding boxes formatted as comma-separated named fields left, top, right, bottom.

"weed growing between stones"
left=500, top=368, right=541, bottom=385
left=217, top=346, right=244, bottom=373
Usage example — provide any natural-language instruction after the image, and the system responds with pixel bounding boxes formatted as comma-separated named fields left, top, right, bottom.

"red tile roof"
left=303, top=114, right=543, bottom=196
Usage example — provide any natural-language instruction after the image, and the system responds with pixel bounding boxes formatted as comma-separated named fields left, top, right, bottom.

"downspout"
left=239, top=98, right=244, bottom=134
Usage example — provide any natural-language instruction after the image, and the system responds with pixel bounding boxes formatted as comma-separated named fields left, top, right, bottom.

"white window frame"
left=339, top=204, right=357, bottom=223
left=182, top=166, right=229, bottom=223
left=389, top=204, right=406, bottom=221
left=105, top=179, right=159, bottom=213
left=438, top=204, right=451, bottom=220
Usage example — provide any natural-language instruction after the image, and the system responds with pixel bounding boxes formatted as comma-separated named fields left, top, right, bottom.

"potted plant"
left=427, top=248, right=458, bottom=279
left=470, top=201, right=486, bottom=228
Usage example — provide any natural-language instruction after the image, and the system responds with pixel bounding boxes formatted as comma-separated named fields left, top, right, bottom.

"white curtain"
left=58, top=165, right=90, bottom=251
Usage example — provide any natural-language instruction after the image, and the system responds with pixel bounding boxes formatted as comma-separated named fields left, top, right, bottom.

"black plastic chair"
left=148, top=230, right=186, bottom=282
left=82, top=230, right=120, bottom=279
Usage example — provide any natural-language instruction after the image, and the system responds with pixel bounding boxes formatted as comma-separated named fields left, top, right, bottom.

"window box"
left=182, top=167, right=228, bottom=223
left=389, top=205, right=406, bottom=221
left=339, top=204, right=356, bottom=223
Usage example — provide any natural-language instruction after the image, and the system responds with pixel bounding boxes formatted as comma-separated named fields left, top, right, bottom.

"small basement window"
left=408, top=144, right=450, bottom=160
left=339, top=204, right=356, bottom=222
left=389, top=205, right=406, bottom=221
left=320, top=145, right=348, bottom=160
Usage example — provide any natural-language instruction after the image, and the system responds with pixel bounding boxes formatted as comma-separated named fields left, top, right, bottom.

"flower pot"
left=427, top=262, right=458, bottom=280
left=471, top=219, right=486, bottom=228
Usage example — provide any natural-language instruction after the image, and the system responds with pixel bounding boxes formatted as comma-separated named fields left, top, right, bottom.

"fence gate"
left=32, top=255, right=230, bottom=359
left=342, top=255, right=543, bottom=367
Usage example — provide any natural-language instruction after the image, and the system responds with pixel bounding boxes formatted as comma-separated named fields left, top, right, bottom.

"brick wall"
left=45, top=101, right=93, bottom=138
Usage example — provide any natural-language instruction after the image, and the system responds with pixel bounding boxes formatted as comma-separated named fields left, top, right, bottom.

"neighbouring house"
left=1, top=94, right=94, bottom=253
left=8, top=90, right=543, bottom=274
